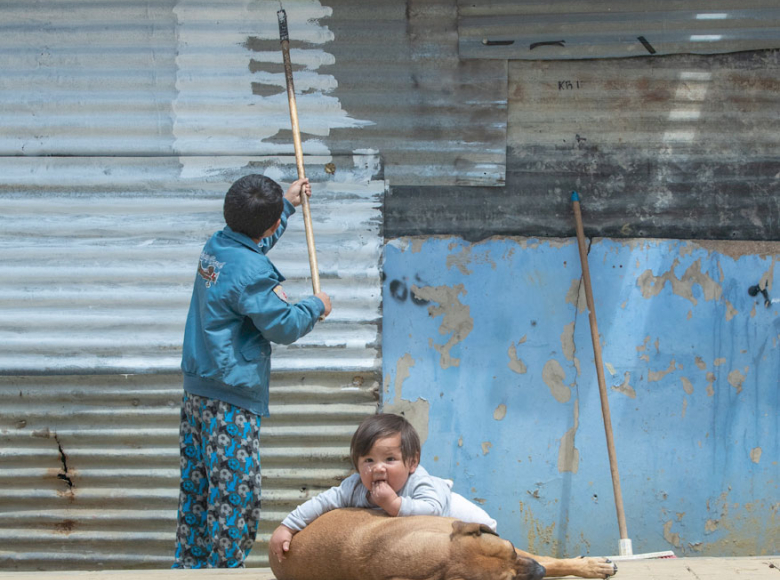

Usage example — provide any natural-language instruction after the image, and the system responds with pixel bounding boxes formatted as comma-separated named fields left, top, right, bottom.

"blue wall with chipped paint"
left=382, top=237, right=779, bottom=558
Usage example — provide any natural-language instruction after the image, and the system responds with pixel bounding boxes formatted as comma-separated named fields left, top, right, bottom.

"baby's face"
left=357, top=433, right=416, bottom=494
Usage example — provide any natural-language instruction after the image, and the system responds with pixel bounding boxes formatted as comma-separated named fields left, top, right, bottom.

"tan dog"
left=270, top=508, right=617, bottom=580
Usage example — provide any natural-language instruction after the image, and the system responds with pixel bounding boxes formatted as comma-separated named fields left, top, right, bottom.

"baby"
left=270, top=413, right=496, bottom=561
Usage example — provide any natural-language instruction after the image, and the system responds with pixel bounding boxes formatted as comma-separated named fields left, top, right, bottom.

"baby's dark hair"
left=223, top=174, right=284, bottom=239
left=349, top=413, right=421, bottom=469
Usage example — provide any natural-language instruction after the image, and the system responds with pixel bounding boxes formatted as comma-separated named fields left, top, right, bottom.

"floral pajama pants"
left=172, top=392, right=262, bottom=568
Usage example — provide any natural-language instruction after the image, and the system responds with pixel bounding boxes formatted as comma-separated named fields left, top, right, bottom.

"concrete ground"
left=0, top=557, right=777, bottom=580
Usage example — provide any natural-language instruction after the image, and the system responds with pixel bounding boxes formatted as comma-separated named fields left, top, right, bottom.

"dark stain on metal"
left=249, top=58, right=305, bottom=75
left=637, top=36, right=656, bottom=55
left=54, top=433, right=75, bottom=491
left=243, top=36, right=308, bottom=53
left=388, top=278, right=430, bottom=306
left=32, top=427, right=51, bottom=438
left=53, top=519, right=78, bottom=535
left=15, top=419, right=26, bottom=429
left=748, top=283, right=771, bottom=308
left=251, top=81, right=282, bottom=98
left=389, top=279, right=408, bottom=302
left=482, top=38, right=514, bottom=46
left=385, top=148, right=780, bottom=242
left=530, top=40, right=565, bottom=50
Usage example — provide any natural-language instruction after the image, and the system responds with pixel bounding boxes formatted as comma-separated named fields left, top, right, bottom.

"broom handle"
left=278, top=8, right=321, bottom=294
left=571, top=191, right=629, bottom=542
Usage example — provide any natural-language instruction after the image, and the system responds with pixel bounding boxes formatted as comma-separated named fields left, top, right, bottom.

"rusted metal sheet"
left=459, top=0, right=780, bottom=60
left=0, top=155, right=382, bottom=569
left=0, top=373, right=377, bottom=569
left=0, top=0, right=506, bottom=187
left=386, top=50, right=780, bottom=241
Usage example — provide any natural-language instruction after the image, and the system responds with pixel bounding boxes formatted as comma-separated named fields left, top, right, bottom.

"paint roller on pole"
left=278, top=6, right=321, bottom=294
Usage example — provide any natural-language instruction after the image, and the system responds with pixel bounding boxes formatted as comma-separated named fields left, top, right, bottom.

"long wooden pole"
left=571, top=191, right=632, bottom=556
left=278, top=7, right=321, bottom=294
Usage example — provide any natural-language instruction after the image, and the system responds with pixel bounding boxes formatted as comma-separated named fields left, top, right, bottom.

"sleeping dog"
left=269, top=508, right=617, bottom=580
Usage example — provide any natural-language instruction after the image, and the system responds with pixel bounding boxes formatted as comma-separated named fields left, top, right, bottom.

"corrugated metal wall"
left=0, top=0, right=393, bottom=569
left=386, top=49, right=780, bottom=241
left=0, top=0, right=507, bottom=186
left=324, top=0, right=508, bottom=186
left=505, top=50, right=780, bottom=239
left=0, top=156, right=383, bottom=569
left=459, top=1, right=780, bottom=60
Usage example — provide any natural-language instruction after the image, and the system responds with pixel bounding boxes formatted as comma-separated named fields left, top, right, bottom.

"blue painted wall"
left=382, top=236, right=779, bottom=558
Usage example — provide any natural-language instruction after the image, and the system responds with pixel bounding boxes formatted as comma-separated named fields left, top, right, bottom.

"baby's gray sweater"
left=281, top=465, right=452, bottom=531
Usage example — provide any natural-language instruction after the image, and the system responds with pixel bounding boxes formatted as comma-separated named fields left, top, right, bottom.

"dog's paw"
left=576, top=556, right=618, bottom=578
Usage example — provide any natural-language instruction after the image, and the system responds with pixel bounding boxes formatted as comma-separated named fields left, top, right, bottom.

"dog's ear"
left=450, top=520, right=499, bottom=539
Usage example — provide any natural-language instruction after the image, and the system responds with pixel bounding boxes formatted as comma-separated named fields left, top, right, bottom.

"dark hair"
left=223, top=174, right=284, bottom=239
left=350, top=413, right=421, bottom=469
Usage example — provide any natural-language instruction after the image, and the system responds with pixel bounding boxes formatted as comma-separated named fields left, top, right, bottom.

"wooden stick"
left=571, top=191, right=630, bottom=547
left=278, top=8, right=321, bottom=294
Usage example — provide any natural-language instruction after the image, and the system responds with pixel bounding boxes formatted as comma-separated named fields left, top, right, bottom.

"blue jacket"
left=181, top=200, right=325, bottom=416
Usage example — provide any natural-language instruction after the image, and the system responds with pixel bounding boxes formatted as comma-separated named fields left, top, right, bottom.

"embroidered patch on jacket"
left=273, top=285, right=289, bottom=303
left=197, top=252, right=225, bottom=288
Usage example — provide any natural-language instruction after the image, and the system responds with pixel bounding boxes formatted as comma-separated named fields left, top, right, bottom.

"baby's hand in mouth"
left=370, top=480, right=395, bottom=503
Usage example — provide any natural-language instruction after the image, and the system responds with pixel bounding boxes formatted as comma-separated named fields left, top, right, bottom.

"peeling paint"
left=508, top=338, right=528, bottom=374
left=520, top=502, right=559, bottom=556
left=542, top=359, right=571, bottom=403
left=565, top=278, right=586, bottom=313
left=445, top=244, right=497, bottom=274
left=384, top=353, right=430, bottom=445
left=612, top=371, right=636, bottom=398
left=561, top=323, right=576, bottom=362
left=697, top=490, right=768, bottom=555
left=648, top=359, right=676, bottom=382
left=758, top=255, right=776, bottom=293
left=637, top=258, right=723, bottom=306
left=706, top=372, right=716, bottom=396
left=446, top=245, right=474, bottom=276
left=557, top=399, right=579, bottom=473
left=727, top=369, right=746, bottom=394
left=390, top=353, right=415, bottom=397
left=663, top=520, right=681, bottom=547
left=411, top=284, right=473, bottom=370
left=383, top=236, right=779, bottom=557
left=725, top=301, right=739, bottom=321
left=637, top=336, right=651, bottom=362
